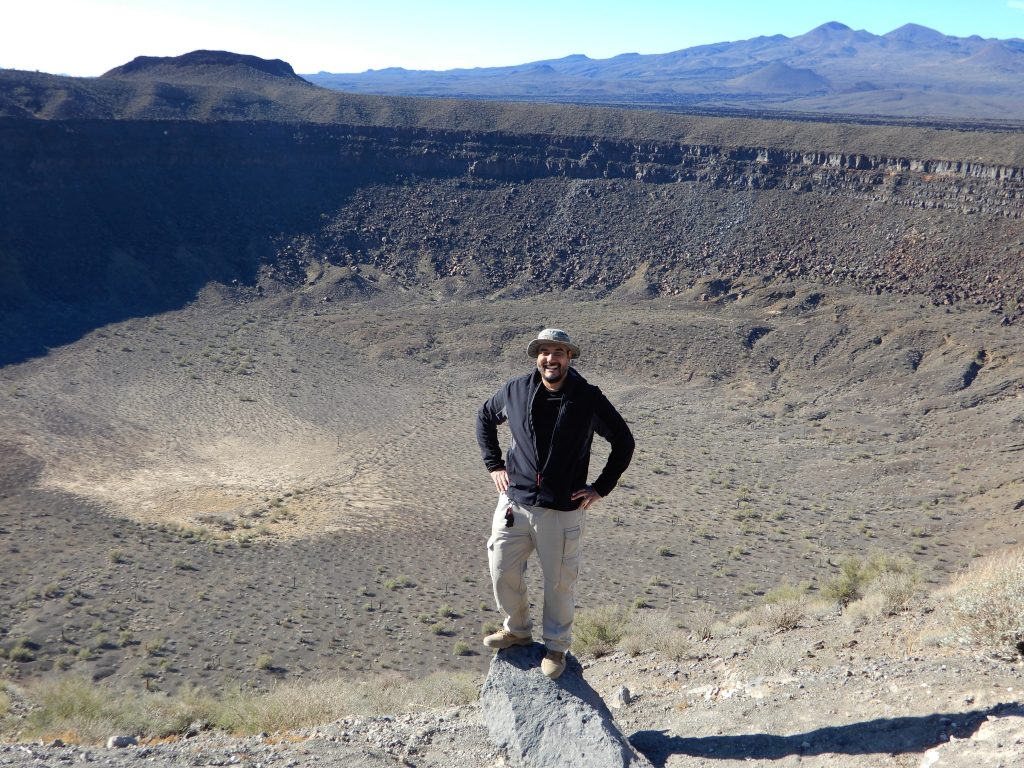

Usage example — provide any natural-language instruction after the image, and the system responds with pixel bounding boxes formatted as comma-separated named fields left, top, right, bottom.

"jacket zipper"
left=529, top=372, right=569, bottom=496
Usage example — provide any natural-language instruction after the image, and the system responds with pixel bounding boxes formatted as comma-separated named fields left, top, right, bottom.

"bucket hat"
left=526, top=328, right=581, bottom=359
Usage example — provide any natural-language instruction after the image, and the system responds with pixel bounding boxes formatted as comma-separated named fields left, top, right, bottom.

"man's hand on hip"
left=571, top=485, right=601, bottom=510
left=490, top=469, right=510, bottom=494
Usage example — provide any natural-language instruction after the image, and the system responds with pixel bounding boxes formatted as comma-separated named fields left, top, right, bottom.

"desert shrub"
left=618, top=611, right=691, bottom=660
left=759, top=599, right=807, bottom=631
left=9, top=645, right=34, bottom=663
left=743, top=582, right=810, bottom=631
left=822, top=551, right=917, bottom=607
left=384, top=575, right=415, bottom=591
left=573, top=605, right=629, bottom=658
left=108, top=549, right=128, bottom=564
left=865, top=571, right=919, bottom=614
left=452, top=641, right=472, bottom=656
left=689, top=605, right=718, bottom=641
left=142, top=637, right=167, bottom=657
left=947, top=548, right=1024, bottom=659
left=255, top=654, right=274, bottom=671
left=822, top=558, right=867, bottom=606
left=0, top=685, right=10, bottom=718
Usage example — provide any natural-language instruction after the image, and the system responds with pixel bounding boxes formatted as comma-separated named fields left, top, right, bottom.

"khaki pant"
left=486, top=493, right=584, bottom=653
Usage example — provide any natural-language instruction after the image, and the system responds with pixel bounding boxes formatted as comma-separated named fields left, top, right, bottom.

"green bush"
left=822, top=551, right=916, bottom=607
left=108, top=549, right=128, bottom=564
left=384, top=575, right=416, bottom=591
left=763, top=582, right=809, bottom=604
left=9, top=645, right=35, bottom=663
left=822, top=558, right=867, bottom=606
left=573, top=605, right=629, bottom=658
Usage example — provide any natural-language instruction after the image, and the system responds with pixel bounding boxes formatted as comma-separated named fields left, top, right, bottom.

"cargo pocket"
left=559, top=524, right=582, bottom=587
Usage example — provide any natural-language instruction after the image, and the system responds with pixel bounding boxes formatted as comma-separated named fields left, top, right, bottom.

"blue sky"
left=5, top=0, right=1024, bottom=77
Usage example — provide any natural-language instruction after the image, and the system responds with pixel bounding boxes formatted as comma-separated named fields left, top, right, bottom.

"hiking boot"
left=482, top=630, right=532, bottom=650
left=541, top=650, right=566, bottom=679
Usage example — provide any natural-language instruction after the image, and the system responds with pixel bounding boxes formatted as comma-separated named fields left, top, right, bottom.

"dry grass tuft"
left=21, top=672, right=479, bottom=744
left=24, top=676, right=214, bottom=743
left=211, top=672, right=479, bottom=734
left=744, top=639, right=803, bottom=676
left=945, top=548, right=1024, bottom=659
left=618, top=611, right=692, bottom=660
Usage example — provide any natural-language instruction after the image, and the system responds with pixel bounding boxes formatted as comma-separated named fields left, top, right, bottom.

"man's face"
left=536, top=343, right=572, bottom=389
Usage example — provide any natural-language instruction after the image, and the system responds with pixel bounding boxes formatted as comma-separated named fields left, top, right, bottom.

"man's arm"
left=476, top=388, right=508, bottom=473
left=589, top=390, right=635, bottom=498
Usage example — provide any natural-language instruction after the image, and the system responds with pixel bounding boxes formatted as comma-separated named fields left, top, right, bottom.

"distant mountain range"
left=306, top=22, right=1024, bottom=121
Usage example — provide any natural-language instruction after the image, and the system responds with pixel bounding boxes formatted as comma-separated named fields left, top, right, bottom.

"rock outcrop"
left=480, top=644, right=652, bottom=768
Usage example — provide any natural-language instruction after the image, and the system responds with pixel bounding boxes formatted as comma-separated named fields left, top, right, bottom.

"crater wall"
left=2, top=118, right=1021, bottom=363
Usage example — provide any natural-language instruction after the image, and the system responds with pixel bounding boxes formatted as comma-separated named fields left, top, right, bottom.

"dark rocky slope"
left=2, top=115, right=1022, bottom=364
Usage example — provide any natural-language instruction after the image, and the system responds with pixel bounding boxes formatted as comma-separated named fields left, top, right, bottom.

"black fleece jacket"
left=476, top=367, right=635, bottom=510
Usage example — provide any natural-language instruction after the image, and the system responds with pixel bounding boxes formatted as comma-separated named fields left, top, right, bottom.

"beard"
left=539, top=362, right=567, bottom=385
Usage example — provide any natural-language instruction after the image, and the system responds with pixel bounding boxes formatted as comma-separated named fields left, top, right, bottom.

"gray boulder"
left=480, top=644, right=652, bottom=768
left=106, top=735, right=137, bottom=749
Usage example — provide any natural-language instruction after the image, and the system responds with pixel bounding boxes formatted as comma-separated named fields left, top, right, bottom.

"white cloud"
left=1008, top=1, right=1024, bottom=10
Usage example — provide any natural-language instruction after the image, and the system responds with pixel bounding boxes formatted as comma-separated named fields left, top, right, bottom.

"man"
left=476, top=328, right=635, bottom=679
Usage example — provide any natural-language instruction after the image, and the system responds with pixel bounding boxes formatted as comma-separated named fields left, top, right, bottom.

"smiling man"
left=475, top=328, right=634, bottom=679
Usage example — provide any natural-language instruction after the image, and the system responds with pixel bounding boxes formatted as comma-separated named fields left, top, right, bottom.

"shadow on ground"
left=630, top=703, right=1023, bottom=765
